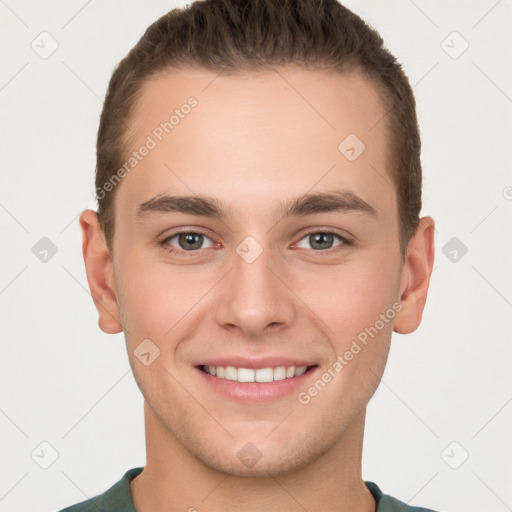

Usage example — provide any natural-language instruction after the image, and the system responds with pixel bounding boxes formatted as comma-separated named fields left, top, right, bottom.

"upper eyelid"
left=162, top=228, right=212, bottom=241
left=293, top=231, right=350, bottom=249
left=163, top=230, right=213, bottom=245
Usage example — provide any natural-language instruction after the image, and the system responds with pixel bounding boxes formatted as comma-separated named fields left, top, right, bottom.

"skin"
left=80, top=66, right=434, bottom=512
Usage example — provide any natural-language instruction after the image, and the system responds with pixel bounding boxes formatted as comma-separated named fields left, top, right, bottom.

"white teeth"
left=255, top=367, right=274, bottom=383
left=225, top=366, right=238, bottom=381
left=237, top=368, right=255, bottom=382
left=273, top=366, right=286, bottom=381
left=295, top=366, right=307, bottom=377
left=203, top=364, right=311, bottom=382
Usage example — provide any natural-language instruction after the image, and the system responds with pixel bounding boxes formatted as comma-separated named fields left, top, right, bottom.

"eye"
left=295, top=231, right=349, bottom=251
left=162, top=231, right=214, bottom=253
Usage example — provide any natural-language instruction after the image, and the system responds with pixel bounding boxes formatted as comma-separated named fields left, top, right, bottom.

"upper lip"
left=195, top=357, right=316, bottom=369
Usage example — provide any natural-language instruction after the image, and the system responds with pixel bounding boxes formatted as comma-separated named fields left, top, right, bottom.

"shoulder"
left=56, top=467, right=144, bottom=512
left=366, top=481, right=443, bottom=512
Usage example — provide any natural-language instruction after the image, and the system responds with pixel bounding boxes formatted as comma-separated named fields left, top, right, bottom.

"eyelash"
left=160, top=230, right=215, bottom=258
left=159, top=229, right=352, bottom=257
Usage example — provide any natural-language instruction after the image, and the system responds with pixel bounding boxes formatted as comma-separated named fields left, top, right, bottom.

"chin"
left=183, top=430, right=332, bottom=479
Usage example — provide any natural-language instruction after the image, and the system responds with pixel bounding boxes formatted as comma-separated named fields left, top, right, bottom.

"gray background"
left=1, top=1, right=511, bottom=511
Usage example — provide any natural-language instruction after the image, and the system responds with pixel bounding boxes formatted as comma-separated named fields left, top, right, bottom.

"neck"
left=131, top=402, right=376, bottom=512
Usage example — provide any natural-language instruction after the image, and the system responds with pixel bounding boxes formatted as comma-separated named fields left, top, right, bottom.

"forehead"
left=117, top=66, right=394, bottom=222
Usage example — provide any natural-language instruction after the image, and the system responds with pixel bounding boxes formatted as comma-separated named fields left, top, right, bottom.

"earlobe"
left=394, top=216, right=435, bottom=334
left=79, top=209, right=123, bottom=334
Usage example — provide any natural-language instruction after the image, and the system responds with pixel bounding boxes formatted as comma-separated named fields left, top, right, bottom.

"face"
left=97, top=67, right=410, bottom=476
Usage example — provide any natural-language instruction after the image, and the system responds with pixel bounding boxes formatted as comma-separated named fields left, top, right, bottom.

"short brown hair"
left=95, top=0, right=421, bottom=256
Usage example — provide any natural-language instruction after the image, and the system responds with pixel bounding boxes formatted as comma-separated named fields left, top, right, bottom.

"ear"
left=79, top=209, right=123, bottom=334
left=394, top=216, right=435, bottom=334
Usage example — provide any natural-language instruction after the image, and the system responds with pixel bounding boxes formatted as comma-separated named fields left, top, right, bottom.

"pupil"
left=179, top=233, right=203, bottom=250
left=311, top=233, right=333, bottom=250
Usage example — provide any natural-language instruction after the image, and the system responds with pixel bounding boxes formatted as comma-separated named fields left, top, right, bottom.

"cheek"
left=292, top=257, right=401, bottom=341
left=293, top=263, right=399, bottom=415
left=114, top=254, right=207, bottom=343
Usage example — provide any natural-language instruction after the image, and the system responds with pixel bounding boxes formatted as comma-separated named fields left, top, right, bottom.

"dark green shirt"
left=57, top=467, right=440, bottom=511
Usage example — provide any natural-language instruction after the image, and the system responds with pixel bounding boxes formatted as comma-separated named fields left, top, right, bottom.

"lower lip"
left=195, top=366, right=318, bottom=403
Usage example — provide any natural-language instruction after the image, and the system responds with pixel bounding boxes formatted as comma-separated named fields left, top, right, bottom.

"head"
left=81, top=0, right=434, bottom=478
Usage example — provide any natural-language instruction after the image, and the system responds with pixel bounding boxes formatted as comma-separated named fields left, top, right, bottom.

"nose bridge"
left=214, top=239, right=295, bottom=336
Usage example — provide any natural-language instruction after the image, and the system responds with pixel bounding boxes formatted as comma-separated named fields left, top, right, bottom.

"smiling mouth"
left=198, top=364, right=317, bottom=383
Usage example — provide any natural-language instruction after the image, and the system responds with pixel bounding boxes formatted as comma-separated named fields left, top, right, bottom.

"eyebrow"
left=136, top=189, right=377, bottom=220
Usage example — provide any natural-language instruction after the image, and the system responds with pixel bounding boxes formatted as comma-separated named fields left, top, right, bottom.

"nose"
left=214, top=243, right=296, bottom=339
